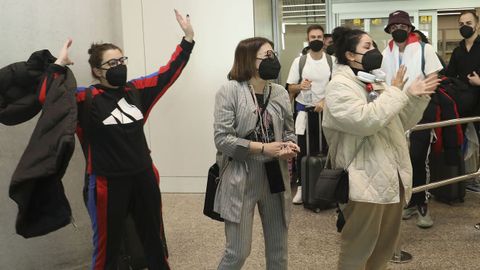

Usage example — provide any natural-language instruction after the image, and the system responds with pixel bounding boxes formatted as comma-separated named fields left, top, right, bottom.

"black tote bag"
left=203, top=160, right=230, bottom=222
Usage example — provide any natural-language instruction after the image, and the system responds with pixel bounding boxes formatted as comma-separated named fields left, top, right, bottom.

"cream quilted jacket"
left=322, top=65, right=429, bottom=204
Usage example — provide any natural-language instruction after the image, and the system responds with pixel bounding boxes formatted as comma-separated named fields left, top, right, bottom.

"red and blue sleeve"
left=129, top=38, right=194, bottom=121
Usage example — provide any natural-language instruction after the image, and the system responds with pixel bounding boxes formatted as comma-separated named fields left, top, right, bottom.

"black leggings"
left=409, top=131, right=430, bottom=207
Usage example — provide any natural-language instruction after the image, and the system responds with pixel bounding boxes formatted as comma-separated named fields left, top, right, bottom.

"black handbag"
left=314, top=168, right=349, bottom=204
left=314, top=138, right=366, bottom=204
left=203, top=160, right=230, bottom=222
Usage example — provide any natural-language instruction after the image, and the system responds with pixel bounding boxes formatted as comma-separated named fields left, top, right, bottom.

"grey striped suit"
left=213, top=81, right=296, bottom=269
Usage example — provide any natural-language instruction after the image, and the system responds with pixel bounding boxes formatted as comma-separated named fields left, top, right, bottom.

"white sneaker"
left=292, top=186, right=303, bottom=205
left=416, top=204, right=433, bottom=229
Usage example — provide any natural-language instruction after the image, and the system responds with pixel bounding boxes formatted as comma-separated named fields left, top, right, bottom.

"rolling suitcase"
left=301, top=108, right=333, bottom=212
left=429, top=150, right=466, bottom=204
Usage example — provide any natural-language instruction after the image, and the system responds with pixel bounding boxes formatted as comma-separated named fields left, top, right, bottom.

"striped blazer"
left=213, top=80, right=296, bottom=225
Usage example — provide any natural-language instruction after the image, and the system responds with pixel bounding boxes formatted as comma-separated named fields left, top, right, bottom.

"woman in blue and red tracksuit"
left=38, top=10, right=194, bottom=270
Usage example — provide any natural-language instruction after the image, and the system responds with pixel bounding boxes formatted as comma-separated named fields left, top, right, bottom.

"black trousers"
left=85, top=167, right=169, bottom=270
left=296, top=110, right=327, bottom=185
left=409, top=130, right=430, bottom=207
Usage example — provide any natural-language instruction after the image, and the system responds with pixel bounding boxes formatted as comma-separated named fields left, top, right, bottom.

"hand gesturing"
left=55, top=38, right=74, bottom=67
left=175, top=9, right=194, bottom=43
left=407, top=74, right=441, bottom=97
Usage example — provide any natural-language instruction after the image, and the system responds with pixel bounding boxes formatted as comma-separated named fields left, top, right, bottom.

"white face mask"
left=356, top=70, right=386, bottom=83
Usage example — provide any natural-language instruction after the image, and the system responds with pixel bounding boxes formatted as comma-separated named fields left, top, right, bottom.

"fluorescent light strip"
left=438, top=12, right=461, bottom=16
left=283, top=14, right=326, bottom=19
left=283, top=4, right=325, bottom=8
left=283, top=22, right=308, bottom=25
left=438, top=7, right=475, bottom=12
left=283, top=9, right=326, bottom=14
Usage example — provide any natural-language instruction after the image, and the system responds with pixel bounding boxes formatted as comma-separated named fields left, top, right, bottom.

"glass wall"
left=340, top=18, right=365, bottom=31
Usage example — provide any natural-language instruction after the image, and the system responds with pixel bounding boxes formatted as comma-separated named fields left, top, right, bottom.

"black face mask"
left=392, top=29, right=408, bottom=43
left=325, top=45, right=335, bottom=55
left=353, top=48, right=383, bottom=72
left=309, top=40, right=324, bottom=52
left=105, top=64, right=127, bottom=87
left=460, top=25, right=475, bottom=39
left=258, top=56, right=281, bottom=80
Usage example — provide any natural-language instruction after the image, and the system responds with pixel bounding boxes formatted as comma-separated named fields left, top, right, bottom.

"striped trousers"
left=218, top=160, right=288, bottom=270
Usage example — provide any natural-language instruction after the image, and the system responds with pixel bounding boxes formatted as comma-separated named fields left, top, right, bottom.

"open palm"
left=407, top=75, right=440, bottom=97
left=175, top=9, right=194, bottom=42
left=54, top=38, right=74, bottom=67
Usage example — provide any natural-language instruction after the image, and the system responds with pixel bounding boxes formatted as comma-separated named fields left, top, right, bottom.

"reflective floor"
left=163, top=191, right=480, bottom=270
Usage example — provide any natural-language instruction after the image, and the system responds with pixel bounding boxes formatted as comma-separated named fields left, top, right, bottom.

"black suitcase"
left=429, top=150, right=466, bottom=204
left=301, top=109, right=333, bottom=212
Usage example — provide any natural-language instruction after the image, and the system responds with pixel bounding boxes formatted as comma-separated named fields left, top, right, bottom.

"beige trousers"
left=338, top=185, right=404, bottom=270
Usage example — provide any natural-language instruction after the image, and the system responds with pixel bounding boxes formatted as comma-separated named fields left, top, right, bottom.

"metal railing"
left=409, top=116, right=480, bottom=131
left=392, top=116, right=480, bottom=264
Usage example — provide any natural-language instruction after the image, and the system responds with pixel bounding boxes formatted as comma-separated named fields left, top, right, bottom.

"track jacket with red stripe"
left=39, top=38, right=194, bottom=177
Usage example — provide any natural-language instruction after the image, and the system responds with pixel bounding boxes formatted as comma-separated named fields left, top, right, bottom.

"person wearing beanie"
left=381, top=10, right=443, bottom=229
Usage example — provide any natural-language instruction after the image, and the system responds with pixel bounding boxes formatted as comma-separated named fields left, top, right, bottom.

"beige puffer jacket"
left=322, top=65, right=429, bottom=204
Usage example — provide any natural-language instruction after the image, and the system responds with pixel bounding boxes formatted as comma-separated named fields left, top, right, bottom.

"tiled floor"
left=163, top=191, right=480, bottom=269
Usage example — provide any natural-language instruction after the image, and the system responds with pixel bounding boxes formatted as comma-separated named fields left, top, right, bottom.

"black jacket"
left=410, top=82, right=464, bottom=187
left=8, top=65, right=77, bottom=238
left=0, top=50, right=55, bottom=125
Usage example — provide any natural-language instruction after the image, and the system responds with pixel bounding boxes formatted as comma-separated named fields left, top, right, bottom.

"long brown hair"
left=228, top=37, right=274, bottom=82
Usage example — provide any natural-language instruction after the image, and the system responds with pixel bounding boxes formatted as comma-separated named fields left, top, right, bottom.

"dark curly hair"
left=332, top=26, right=367, bottom=65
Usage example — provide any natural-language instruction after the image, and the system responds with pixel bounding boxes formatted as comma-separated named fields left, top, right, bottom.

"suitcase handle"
left=305, top=109, right=323, bottom=155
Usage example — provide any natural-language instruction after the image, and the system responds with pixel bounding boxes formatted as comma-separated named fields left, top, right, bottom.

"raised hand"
left=391, top=65, right=408, bottom=89
left=55, top=38, right=74, bottom=67
left=407, top=74, right=441, bottom=97
left=174, top=9, right=194, bottom=42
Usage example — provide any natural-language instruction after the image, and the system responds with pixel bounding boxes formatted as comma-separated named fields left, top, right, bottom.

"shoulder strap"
left=420, top=42, right=426, bottom=77
left=298, top=54, right=307, bottom=84
left=325, top=137, right=367, bottom=170
left=326, top=53, right=333, bottom=80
